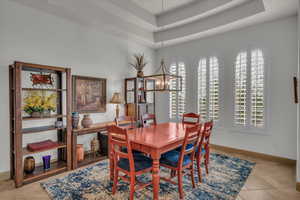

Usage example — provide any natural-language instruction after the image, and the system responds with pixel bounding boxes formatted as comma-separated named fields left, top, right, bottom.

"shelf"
left=23, top=161, right=67, bottom=184
left=22, top=88, right=66, bottom=92
left=23, top=142, right=66, bottom=155
left=22, top=125, right=66, bottom=134
left=22, top=114, right=66, bottom=121
left=78, top=152, right=107, bottom=168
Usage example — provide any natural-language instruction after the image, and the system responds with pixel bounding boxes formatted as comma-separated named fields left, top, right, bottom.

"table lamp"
left=109, top=92, right=123, bottom=118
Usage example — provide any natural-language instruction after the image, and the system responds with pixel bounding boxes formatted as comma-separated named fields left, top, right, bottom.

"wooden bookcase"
left=124, top=77, right=156, bottom=123
left=9, top=62, right=72, bottom=187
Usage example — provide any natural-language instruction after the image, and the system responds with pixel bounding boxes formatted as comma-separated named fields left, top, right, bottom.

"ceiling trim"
left=154, top=0, right=265, bottom=42
left=156, top=0, right=234, bottom=28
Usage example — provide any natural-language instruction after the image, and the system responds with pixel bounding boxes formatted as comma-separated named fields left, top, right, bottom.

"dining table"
left=109, top=122, right=193, bottom=200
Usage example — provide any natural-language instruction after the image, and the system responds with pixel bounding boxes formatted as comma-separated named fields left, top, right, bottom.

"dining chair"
left=141, top=113, right=157, bottom=127
left=175, top=113, right=201, bottom=152
left=159, top=124, right=201, bottom=199
left=108, top=125, right=153, bottom=200
left=115, top=116, right=136, bottom=130
left=196, top=121, right=213, bottom=183
left=182, top=113, right=200, bottom=125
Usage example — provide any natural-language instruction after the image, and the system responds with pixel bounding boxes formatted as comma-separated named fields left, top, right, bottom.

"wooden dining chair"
left=159, top=124, right=201, bottom=199
left=115, top=116, right=136, bottom=130
left=182, top=113, right=200, bottom=125
left=108, top=125, right=153, bottom=200
left=196, top=121, right=213, bottom=183
left=141, top=113, right=157, bottom=127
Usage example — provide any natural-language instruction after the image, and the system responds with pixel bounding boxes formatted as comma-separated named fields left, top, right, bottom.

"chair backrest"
left=178, top=124, right=202, bottom=168
left=107, top=125, right=135, bottom=172
left=199, top=121, right=213, bottom=149
left=141, top=113, right=157, bottom=127
left=115, top=116, right=136, bottom=128
left=182, top=113, right=200, bottom=125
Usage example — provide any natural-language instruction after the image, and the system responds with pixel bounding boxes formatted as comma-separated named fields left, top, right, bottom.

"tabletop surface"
left=127, top=122, right=190, bottom=149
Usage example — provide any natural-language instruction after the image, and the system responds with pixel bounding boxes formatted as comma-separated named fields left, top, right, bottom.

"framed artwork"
left=72, top=75, right=106, bottom=113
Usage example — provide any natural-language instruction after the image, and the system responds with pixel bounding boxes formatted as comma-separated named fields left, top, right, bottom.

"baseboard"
left=296, top=182, right=300, bottom=192
left=210, top=144, right=296, bottom=165
left=0, top=171, right=10, bottom=181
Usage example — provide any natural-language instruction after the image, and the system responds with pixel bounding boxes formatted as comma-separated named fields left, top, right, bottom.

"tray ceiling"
left=131, top=0, right=196, bottom=15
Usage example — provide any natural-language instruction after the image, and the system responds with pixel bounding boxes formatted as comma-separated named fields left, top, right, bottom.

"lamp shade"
left=109, top=92, right=123, bottom=104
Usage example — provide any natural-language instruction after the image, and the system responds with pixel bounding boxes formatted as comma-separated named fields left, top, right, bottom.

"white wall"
left=297, top=2, right=300, bottom=183
left=156, top=16, right=298, bottom=160
left=0, top=0, right=155, bottom=173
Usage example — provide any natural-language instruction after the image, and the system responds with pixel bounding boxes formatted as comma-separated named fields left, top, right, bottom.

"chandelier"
left=144, top=0, right=182, bottom=92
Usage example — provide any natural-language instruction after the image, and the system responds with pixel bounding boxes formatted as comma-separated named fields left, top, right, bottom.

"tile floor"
left=0, top=148, right=299, bottom=200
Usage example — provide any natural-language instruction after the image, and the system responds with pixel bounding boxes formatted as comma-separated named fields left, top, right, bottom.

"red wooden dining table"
left=109, top=122, right=192, bottom=200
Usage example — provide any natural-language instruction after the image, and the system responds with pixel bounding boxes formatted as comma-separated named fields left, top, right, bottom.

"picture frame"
left=72, top=75, right=107, bottom=113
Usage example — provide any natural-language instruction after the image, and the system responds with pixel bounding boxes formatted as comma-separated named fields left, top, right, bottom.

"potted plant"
left=130, top=54, right=147, bottom=77
left=23, top=92, right=57, bottom=117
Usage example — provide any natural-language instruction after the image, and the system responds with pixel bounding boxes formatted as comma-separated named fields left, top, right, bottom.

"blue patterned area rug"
left=41, top=153, right=255, bottom=200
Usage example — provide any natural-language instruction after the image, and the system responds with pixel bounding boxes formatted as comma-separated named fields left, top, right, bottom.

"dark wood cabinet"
left=124, top=77, right=156, bottom=124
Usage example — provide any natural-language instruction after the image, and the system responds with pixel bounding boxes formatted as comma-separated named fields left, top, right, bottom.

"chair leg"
left=190, top=165, right=196, bottom=188
left=196, top=154, right=202, bottom=183
left=112, top=169, right=119, bottom=194
left=170, top=170, right=176, bottom=178
left=177, top=170, right=184, bottom=200
left=129, top=176, right=135, bottom=200
left=205, top=149, right=210, bottom=175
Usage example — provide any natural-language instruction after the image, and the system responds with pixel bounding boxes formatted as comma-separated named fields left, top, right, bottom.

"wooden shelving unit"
left=9, top=61, right=72, bottom=187
left=124, top=77, right=156, bottom=123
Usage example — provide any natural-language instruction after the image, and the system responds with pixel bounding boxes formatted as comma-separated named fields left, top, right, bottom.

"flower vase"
left=31, top=112, right=42, bottom=118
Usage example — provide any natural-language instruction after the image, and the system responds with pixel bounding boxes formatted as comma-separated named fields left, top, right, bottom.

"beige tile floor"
left=0, top=149, right=299, bottom=200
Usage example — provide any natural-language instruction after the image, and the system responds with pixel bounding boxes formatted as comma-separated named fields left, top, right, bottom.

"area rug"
left=41, top=153, right=255, bottom=200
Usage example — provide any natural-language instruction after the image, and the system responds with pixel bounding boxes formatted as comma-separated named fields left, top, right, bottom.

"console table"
left=72, top=120, right=131, bottom=169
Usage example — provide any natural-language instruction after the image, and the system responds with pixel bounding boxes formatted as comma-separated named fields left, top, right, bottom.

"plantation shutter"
left=169, top=64, right=177, bottom=119
left=251, top=49, right=264, bottom=127
left=178, top=62, right=186, bottom=118
left=198, top=59, right=207, bottom=119
left=234, top=52, right=247, bottom=125
left=208, top=57, right=219, bottom=121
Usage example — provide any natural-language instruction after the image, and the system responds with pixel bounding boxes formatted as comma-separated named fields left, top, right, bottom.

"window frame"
left=169, top=61, right=187, bottom=121
left=232, top=48, right=269, bottom=134
left=197, top=56, right=221, bottom=123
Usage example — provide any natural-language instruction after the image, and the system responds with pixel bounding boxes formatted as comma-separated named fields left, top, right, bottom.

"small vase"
left=31, top=112, right=41, bottom=118
left=77, top=144, right=84, bottom=161
left=43, top=110, right=51, bottom=117
left=81, top=114, right=93, bottom=128
left=24, top=156, right=35, bottom=174
left=137, top=71, right=144, bottom=77
left=42, top=155, right=51, bottom=170
left=72, top=112, right=80, bottom=129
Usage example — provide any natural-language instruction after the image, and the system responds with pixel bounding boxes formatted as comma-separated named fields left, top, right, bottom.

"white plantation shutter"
left=169, top=62, right=186, bottom=119
left=178, top=63, right=186, bottom=118
left=169, top=64, right=177, bottom=119
left=198, top=59, right=207, bottom=119
left=234, top=52, right=247, bottom=125
left=208, top=57, right=219, bottom=121
left=234, top=49, right=265, bottom=128
left=251, top=49, right=264, bottom=127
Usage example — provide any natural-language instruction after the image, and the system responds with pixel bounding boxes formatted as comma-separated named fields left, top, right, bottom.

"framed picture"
left=72, top=75, right=106, bottom=113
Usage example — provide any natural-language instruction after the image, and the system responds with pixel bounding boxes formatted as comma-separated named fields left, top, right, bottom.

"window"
left=169, top=62, right=186, bottom=119
left=197, top=57, right=219, bottom=121
left=234, top=52, right=247, bottom=125
left=251, top=49, right=264, bottom=127
left=234, top=49, right=265, bottom=128
left=198, top=59, right=207, bottom=118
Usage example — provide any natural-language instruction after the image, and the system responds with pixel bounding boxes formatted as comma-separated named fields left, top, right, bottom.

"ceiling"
left=12, top=0, right=299, bottom=48
left=131, top=0, right=196, bottom=15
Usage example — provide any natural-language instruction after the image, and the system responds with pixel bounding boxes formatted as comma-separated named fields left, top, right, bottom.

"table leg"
left=152, top=153, right=160, bottom=200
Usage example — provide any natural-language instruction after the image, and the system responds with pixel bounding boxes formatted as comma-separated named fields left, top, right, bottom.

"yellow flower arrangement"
left=23, top=92, right=57, bottom=115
